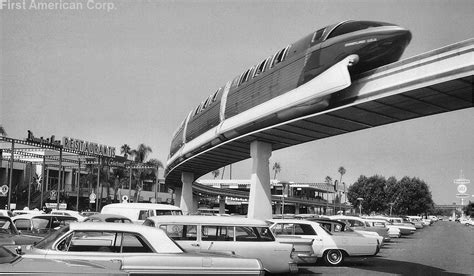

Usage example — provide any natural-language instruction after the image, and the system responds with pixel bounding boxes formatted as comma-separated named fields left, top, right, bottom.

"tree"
left=338, top=166, right=346, bottom=185
left=120, top=144, right=132, bottom=160
left=131, top=144, right=152, bottom=163
left=146, top=158, right=164, bottom=195
left=463, top=202, right=474, bottom=217
left=347, top=175, right=388, bottom=214
left=212, top=170, right=220, bottom=179
left=130, top=144, right=153, bottom=202
left=272, top=162, right=281, bottom=179
left=390, top=176, right=434, bottom=215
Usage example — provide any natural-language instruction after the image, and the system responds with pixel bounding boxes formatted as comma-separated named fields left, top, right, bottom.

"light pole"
left=389, top=202, right=395, bottom=216
left=279, top=181, right=289, bottom=219
left=357, top=197, right=364, bottom=216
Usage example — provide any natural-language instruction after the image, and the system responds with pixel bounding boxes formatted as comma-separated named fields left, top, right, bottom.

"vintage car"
left=0, top=245, right=126, bottom=276
left=329, top=215, right=391, bottom=242
left=267, top=219, right=379, bottom=266
left=101, top=203, right=182, bottom=223
left=144, top=215, right=303, bottom=273
left=0, top=209, right=14, bottom=217
left=405, top=216, right=424, bottom=229
left=459, top=217, right=474, bottom=226
left=19, top=222, right=265, bottom=275
left=51, top=210, right=87, bottom=222
left=0, top=216, right=43, bottom=246
left=83, top=213, right=133, bottom=223
left=368, top=216, right=415, bottom=235
left=81, top=211, right=99, bottom=217
left=306, top=218, right=386, bottom=246
left=362, top=218, right=402, bottom=238
left=12, top=214, right=78, bottom=237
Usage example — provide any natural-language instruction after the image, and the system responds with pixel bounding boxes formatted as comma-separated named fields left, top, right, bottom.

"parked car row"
left=0, top=203, right=446, bottom=275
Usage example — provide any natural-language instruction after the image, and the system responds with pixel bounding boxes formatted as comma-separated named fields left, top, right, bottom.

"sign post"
left=454, top=171, right=470, bottom=207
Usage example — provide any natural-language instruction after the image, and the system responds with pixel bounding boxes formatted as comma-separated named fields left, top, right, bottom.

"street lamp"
left=357, top=197, right=364, bottom=216
left=279, top=181, right=289, bottom=219
left=389, top=202, right=395, bottom=216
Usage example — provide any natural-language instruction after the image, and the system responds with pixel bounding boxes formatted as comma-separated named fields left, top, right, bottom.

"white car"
left=51, top=210, right=87, bottom=222
left=267, top=219, right=379, bottom=266
left=19, top=222, right=264, bottom=275
left=144, top=215, right=300, bottom=274
left=459, top=217, right=474, bottom=226
left=330, top=215, right=391, bottom=242
left=364, top=219, right=401, bottom=238
left=368, top=217, right=415, bottom=236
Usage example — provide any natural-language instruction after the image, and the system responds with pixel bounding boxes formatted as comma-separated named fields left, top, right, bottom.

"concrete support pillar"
left=174, top=187, right=181, bottom=207
left=247, top=141, right=272, bottom=220
left=275, top=202, right=281, bottom=215
left=219, top=196, right=226, bottom=215
left=180, top=172, right=194, bottom=215
left=193, top=197, right=199, bottom=212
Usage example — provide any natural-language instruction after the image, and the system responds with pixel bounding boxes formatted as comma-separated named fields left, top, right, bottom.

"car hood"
left=2, top=257, right=125, bottom=275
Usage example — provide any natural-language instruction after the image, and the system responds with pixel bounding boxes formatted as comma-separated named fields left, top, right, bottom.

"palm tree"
left=131, top=144, right=152, bottom=163
left=338, top=166, right=346, bottom=186
left=272, top=162, right=281, bottom=180
left=147, top=158, right=164, bottom=196
left=120, top=144, right=132, bottom=160
left=212, top=169, right=220, bottom=179
left=324, top=176, right=332, bottom=215
left=338, top=166, right=347, bottom=203
left=130, top=144, right=153, bottom=202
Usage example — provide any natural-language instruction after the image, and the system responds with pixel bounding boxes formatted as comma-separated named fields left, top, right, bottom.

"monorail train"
left=166, top=20, right=411, bottom=175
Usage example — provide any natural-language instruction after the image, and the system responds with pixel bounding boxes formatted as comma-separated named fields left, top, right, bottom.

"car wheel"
left=324, top=249, right=344, bottom=266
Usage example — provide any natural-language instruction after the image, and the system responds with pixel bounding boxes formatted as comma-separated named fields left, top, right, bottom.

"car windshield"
left=0, top=246, right=20, bottom=264
left=0, top=218, right=18, bottom=235
left=34, top=225, right=70, bottom=249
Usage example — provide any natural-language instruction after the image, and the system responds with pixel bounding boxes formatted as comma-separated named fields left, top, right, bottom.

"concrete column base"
left=247, top=141, right=272, bottom=220
left=180, top=172, right=195, bottom=215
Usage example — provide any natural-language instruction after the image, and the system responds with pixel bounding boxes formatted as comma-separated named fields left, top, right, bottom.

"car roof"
left=330, top=215, right=365, bottom=221
left=67, top=222, right=183, bottom=253
left=69, top=222, right=160, bottom=232
left=86, top=214, right=131, bottom=220
left=12, top=214, right=77, bottom=220
left=267, top=218, right=321, bottom=225
left=101, top=203, right=182, bottom=210
left=147, top=215, right=267, bottom=226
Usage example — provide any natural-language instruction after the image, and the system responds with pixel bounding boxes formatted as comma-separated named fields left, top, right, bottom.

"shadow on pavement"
left=304, top=258, right=471, bottom=276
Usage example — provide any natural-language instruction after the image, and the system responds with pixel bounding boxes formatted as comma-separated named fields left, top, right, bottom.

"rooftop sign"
left=62, top=137, right=115, bottom=158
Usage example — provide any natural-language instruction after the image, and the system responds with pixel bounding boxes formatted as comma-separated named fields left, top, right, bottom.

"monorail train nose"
left=350, top=27, right=412, bottom=76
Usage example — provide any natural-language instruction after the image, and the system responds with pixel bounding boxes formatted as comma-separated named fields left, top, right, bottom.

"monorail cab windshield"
left=326, top=21, right=395, bottom=39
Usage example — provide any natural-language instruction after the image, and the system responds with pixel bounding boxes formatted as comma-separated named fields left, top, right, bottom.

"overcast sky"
left=1, top=0, right=473, bottom=205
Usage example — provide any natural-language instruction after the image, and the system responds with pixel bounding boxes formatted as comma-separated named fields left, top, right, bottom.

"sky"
left=1, top=0, right=473, bottom=205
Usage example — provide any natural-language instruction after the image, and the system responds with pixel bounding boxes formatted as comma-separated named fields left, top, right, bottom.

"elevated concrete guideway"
left=167, top=39, right=474, bottom=218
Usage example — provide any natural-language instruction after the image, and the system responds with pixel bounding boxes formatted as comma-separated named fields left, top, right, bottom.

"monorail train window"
left=211, top=88, right=221, bottom=102
left=239, top=67, right=254, bottom=86
left=311, top=28, right=325, bottom=44
left=231, top=75, right=240, bottom=87
left=270, top=45, right=290, bottom=68
left=193, top=103, right=202, bottom=116
left=253, top=57, right=270, bottom=77
left=202, top=96, right=212, bottom=110
left=327, top=21, right=393, bottom=39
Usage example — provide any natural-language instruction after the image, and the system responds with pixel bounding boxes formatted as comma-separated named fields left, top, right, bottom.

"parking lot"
left=296, top=220, right=474, bottom=275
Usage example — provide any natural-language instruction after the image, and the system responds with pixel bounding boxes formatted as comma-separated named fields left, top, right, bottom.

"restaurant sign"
left=26, top=130, right=61, bottom=147
left=62, top=137, right=115, bottom=157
